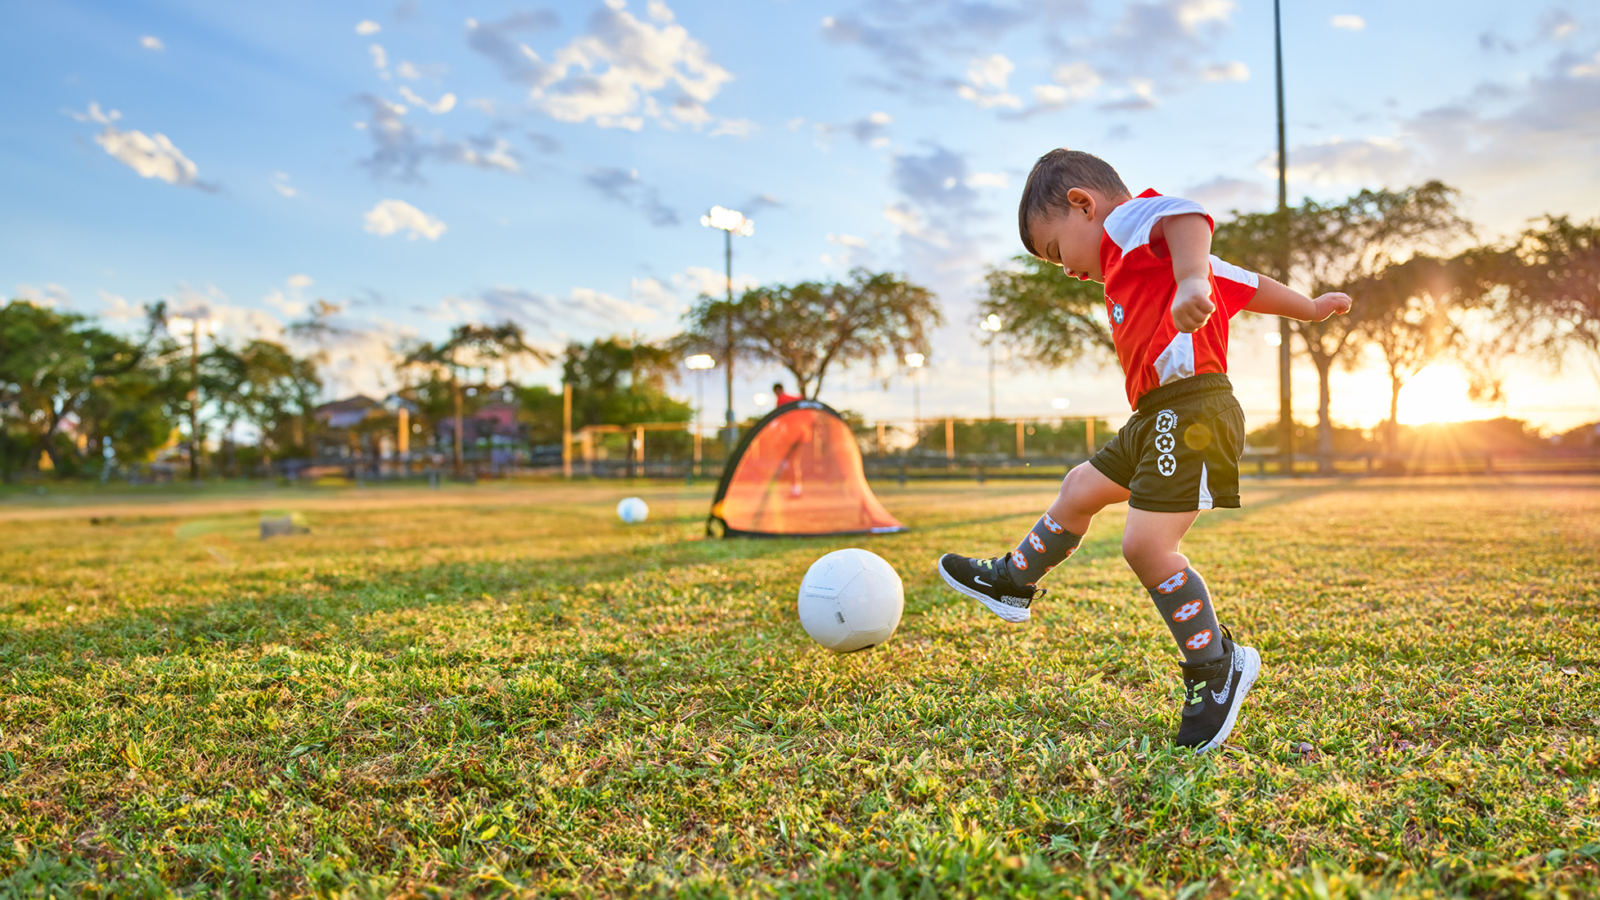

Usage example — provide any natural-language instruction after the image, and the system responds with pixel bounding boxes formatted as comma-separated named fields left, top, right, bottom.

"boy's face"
left=1027, top=187, right=1114, bottom=283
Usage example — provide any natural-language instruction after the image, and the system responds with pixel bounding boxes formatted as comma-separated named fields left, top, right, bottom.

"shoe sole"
left=935, top=558, right=1030, bottom=623
left=1195, top=645, right=1260, bottom=754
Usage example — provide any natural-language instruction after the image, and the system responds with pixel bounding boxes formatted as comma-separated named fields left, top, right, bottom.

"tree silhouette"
left=678, top=269, right=941, bottom=400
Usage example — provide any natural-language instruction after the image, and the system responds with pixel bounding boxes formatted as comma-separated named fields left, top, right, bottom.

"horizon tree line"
left=2, top=180, right=1596, bottom=479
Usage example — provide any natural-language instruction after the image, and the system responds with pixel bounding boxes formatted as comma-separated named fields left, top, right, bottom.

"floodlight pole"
left=1274, top=0, right=1294, bottom=474
left=188, top=322, right=201, bottom=482
left=724, top=227, right=735, bottom=453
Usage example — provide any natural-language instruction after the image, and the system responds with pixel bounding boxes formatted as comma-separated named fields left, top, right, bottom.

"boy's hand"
left=1312, top=292, right=1353, bottom=321
left=1171, top=276, right=1215, bottom=333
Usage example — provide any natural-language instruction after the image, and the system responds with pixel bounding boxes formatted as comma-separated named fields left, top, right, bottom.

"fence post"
left=1016, top=419, right=1025, bottom=459
left=562, top=383, right=573, bottom=479
left=634, top=424, right=644, bottom=478
left=877, top=421, right=886, bottom=457
left=945, top=418, right=955, bottom=461
left=1085, top=417, right=1095, bottom=458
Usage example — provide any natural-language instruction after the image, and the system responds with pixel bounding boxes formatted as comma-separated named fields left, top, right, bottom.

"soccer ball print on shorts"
left=1084, top=374, right=1245, bottom=513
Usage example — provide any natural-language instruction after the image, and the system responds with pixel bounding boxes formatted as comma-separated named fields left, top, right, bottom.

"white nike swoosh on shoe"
left=935, top=559, right=1029, bottom=623
left=1210, top=654, right=1237, bottom=705
left=974, top=576, right=991, bottom=587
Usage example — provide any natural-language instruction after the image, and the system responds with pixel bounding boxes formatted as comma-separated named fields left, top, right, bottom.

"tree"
left=1214, top=182, right=1471, bottom=470
left=202, top=339, right=320, bottom=471
left=678, top=269, right=941, bottom=399
left=978, top=255, right=1115, bottom=370
left=1477, top=215, right=1600, bottom=384
left=400, top=322, right=551, bottom=473
left=561, top=337, right=689, bottom=427
left=0, top=301, right=164, bottom=480
left=1349, top=255, right=1457, bottom=457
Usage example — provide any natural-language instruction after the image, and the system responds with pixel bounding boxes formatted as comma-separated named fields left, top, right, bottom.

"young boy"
left=937, top=149, right=1351, bottom=753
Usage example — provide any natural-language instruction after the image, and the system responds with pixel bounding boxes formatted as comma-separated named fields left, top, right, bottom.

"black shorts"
left=1090, top=373, right=1246, bottom=513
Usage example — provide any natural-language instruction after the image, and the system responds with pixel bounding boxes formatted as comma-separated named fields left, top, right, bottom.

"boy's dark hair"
left=1017, top=149, right=1130, bottom=257
left=772, top=382, right=784, bottom=393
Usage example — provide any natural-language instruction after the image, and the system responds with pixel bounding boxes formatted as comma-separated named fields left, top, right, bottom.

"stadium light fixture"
left=702, top=205, right=754, bottom=452
left=685, top=354, right=716, bottom=370
left=1052, top=397, right=1070, bottom=410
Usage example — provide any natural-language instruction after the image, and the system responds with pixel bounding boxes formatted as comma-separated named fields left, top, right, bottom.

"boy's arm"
left=1162, top=214, right=1218, bottom=332
left=1245, top=275, right=1353, bottom=322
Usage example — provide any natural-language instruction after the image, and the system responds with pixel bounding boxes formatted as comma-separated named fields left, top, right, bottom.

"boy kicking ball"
left=937, top=149, right=1352, bottom=753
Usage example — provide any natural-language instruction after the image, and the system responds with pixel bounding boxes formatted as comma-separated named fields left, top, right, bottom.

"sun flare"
left=1396, top=365, right=1487, bottom=425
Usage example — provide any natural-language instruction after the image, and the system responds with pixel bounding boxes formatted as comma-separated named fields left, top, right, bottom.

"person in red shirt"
left=937, top=149, right=1352, bottom=753
left=773, top=382, right=805, bottom=407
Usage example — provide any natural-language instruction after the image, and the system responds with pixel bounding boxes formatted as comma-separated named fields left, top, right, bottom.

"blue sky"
left=3, top=0, right=1598, bottom=430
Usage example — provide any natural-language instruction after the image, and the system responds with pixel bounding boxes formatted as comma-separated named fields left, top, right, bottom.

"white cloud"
left=173, top=282, right=284, bottom=342
left=399, top=85, right=458, bottom=114
left=1572, top=51, right=1600, bottom=78
left=1267, top=135, right=1414, bottom=185
left=97, top=290, right=141, bottom=320
left=1032, top=61, right=1104, bottom=108
left=140, top=35, right=164, bottom=52
left=677, top=265, right=757, bottom=298
left=363, top=199, right=447, bottom=240
left=827, top=233, right=866, bottom=248
left=15, top=283, right=71, bottom=308
left=67, top=103, right=206, bottom=189
left=467, top=1, right=733, bottom=132
left=1331, top=15, right=1366, bottom=31
left=356, top=20, right=381, bottom=36
left=957, top=53, right=1021, bottom=109
left=1200, top=61, right=1249, bottom=82
left=964, top=171, right=1009, bottom=189
left=1177, top=0, right=1236, bottom=31
left=354, top=94, right=521, bottom=179
left=264, top=274, right=314, bottom=318
left=710, top=118, right=757, bottom=138
left=271, top=172, right=297, bottom=197
left=369, top=43, right=389, bottom=77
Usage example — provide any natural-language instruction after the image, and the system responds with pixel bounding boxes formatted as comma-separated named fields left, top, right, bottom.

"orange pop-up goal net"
left=707, top=400, right=905, bottom=538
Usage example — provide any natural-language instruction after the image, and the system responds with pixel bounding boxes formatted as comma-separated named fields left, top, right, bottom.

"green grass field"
left=1, top=477, right=1596, bottom=898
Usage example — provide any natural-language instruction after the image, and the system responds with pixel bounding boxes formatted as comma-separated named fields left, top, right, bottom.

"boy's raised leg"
left=936, top=462, right=1128, bottom=622
left=1122, top=509, right=1261, bottom=752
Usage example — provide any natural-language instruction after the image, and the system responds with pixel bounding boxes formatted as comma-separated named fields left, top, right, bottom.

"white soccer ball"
left=616, top=497, right=649, bottom=524
left=797, top=548, right=904, bottom=653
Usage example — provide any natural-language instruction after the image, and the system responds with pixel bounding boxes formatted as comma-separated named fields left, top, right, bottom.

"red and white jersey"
left=1100, top=189, right=1259, bottom=410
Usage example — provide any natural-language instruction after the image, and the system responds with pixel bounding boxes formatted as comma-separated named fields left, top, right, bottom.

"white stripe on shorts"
left=1198, top=461, right=1214, bottom=510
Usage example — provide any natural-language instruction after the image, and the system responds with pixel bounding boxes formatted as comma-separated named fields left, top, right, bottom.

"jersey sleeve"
left=1209, top=255, right=1260, bottom=318
left=1103, top=195, right=1214, bottom=255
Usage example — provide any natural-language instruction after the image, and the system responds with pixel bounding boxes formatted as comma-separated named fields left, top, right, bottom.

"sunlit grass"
left=0, top=477, right=1596, bottom=897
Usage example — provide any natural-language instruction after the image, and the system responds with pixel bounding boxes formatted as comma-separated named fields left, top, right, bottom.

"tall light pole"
left=685, top=353, right=715, bottom=478
left=700, top=205, right=754, bottom=452
left=169, top=312, right=216, bottom=482
left=1274, top=0, right=1294, bottom=473
left=979, top=313, right=1001, bottom=420
left=905, top=352, right=924, bottom=453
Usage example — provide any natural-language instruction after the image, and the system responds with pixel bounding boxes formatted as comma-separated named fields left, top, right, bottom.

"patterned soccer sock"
left=1003, top=512, right=1082, bottom=587
left=1147, top=566, right=1225, bottom=664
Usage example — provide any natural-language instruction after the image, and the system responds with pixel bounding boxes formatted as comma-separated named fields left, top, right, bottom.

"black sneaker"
left=935, top=554, right=1040, bottom=623
left=1175, top=627, right=1262, bottom=753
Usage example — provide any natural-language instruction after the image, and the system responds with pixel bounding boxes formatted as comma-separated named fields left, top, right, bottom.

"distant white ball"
left=797, top=548, right=904, bottom=653
left=617, top=497, right=649, bottom=524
